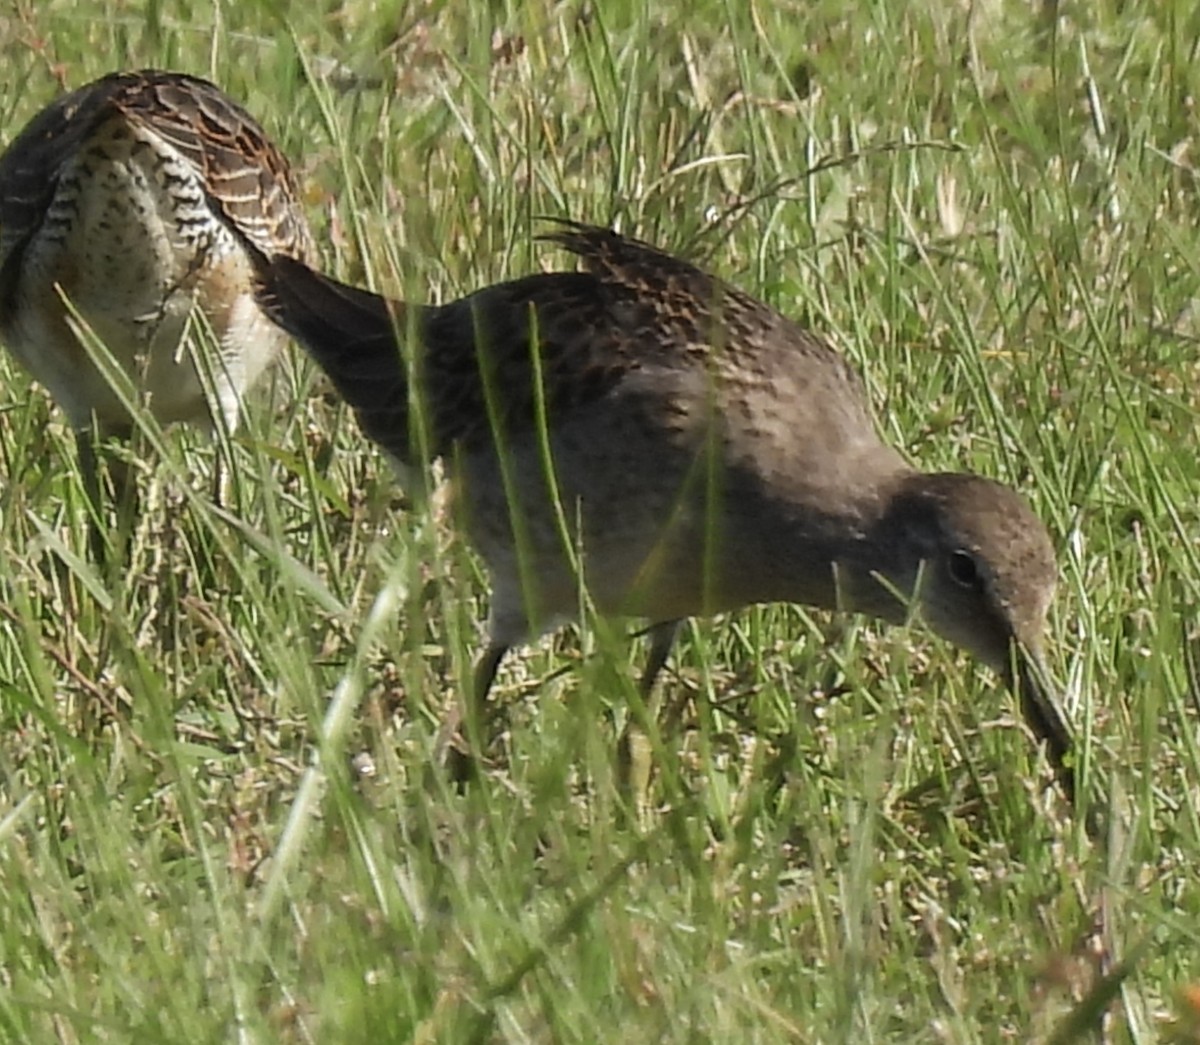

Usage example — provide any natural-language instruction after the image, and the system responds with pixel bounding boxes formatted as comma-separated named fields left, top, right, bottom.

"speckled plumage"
left=0, top=69, right=313, bottom=553
left=254, top=222, right=1077, bottom=804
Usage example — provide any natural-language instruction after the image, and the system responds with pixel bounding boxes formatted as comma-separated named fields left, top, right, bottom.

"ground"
left=0, top=1, right=1197, bottom=1041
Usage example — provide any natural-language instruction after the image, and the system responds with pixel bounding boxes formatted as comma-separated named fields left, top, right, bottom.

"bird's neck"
left=824, top=468, right=933, bottom=624
left=733, top=458, right=921, bottom=622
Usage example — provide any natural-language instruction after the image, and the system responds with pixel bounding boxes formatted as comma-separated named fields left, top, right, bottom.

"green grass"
left=2, top=0, right=1199, bottom=1041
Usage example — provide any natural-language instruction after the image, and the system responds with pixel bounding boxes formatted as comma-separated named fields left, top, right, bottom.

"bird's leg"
left=210, top=443, right=230, bottom=509
left=76, top=430, right=108, bottom=565
left=472, top=641, right=509, bottom=730
left=639, top=619, right=681, bottom=696
left=621, top=619, right=682, bottom=812
left=76, top=427, right=136, bottom=566
left=191, top=425, right=235, bottom=597
left=109, top=439, right=137, bottom=560
left=440, top=641, right=509, bottom=784
left=208, top=392, right=242, bottom=511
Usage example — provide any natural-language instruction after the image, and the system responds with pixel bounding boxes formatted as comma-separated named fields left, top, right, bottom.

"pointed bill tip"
left=1007, top=643, right=1077, bottom=807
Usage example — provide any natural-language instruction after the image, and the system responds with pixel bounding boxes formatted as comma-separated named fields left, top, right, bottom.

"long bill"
left=1007, top=642, right=1076, bottom=806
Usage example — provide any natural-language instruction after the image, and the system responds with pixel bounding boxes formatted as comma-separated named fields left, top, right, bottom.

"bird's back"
left=256, top=224, right=906, bottom=633
left=259, top=223, right=883, bottom=463
left=556, top=225, right=891, bottom=461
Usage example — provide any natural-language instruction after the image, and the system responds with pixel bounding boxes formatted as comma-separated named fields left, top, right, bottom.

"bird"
left=250, top=221, right=1079, bottom=808
left=0, top=68, right=314, bottom=559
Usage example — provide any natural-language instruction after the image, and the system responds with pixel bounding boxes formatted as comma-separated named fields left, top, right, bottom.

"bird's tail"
left=252, top=252, right=416, bottom=464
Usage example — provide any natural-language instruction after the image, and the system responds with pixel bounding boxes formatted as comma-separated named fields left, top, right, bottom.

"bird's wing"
left=254, top=253, right=645, bottom=464
left=538, top=221, right=868, bottom=388
left=255, top=225, right=879, bottom=465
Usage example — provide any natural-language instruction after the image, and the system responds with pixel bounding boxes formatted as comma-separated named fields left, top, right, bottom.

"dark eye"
left=947, top=550, right=981, bottom=588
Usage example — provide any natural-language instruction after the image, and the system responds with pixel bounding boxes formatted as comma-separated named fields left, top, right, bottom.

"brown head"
left=861, top=472, right=1074, bottom=802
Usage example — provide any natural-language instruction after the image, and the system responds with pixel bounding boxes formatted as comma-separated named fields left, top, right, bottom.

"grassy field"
left=1, top=0, right=1199, bottom=1040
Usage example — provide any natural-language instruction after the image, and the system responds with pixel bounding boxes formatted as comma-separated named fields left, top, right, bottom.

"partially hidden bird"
left=251, top=221, right=1078, bottom=807
left=0, top=69, right=314, bottom=558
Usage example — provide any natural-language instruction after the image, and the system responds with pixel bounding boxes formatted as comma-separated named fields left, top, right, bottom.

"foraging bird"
left=252, top=222, right=1077, bottom=804
left=0, top=69, right=314, bottom=557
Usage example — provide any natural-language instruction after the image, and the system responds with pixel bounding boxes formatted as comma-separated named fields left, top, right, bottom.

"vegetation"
left=0, top=0, right=1198, bottom=1039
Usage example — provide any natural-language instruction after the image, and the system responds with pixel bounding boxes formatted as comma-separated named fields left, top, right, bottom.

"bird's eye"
left=948, top=549, right=981, bottom=588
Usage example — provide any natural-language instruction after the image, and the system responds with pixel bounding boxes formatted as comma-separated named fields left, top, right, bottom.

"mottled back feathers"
left=254, top=222, right=876, bottom=468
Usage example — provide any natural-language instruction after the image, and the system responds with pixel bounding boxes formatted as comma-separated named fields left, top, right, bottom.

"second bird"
left=253, top=222, right=1078, bottom=808
left=0, top=69, right=314, bottom=556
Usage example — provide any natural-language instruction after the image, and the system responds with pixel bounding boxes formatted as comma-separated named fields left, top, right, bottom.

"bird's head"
left=868, top=472, right=1074, bottom=803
